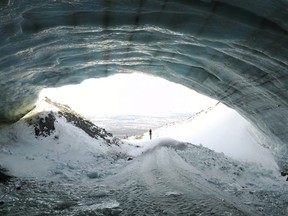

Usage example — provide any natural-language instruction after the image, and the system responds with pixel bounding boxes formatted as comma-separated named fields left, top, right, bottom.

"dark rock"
left=54, top=200, right=77, bottom=210
left=37, top=113, right=55, bottom=136
left=0, top=201, right=4, bottom=205
left=87, top=172, right=101, bottom=179
left=0, top=167, right=12, bottom=184
left=45, top=97, right=122, bottom=145
left=27, top=111, right=56, bottom=137
left=25, top=97, right=123, bottom=146
left=280, top=171, right=287, bottom=177
left=16, top=186, right=21, bottom=190
left=0, top=0, right=9, bottom=8
left=127, top=157, right=133, bottom=161
left=286, top=177, right=288, bottom=181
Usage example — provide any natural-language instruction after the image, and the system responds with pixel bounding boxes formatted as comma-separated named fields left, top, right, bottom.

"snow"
left=0, top=101, right=287, bottom=215
left=129, top=103, right=277, bottom=169
left=0, top=102, right=125, bottom=181
left=105, top=140, right=287, bottom=215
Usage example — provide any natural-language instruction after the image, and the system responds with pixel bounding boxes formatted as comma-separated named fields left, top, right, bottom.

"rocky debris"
left=58, top=110, right=116, bottom=145
left=25, top=97, right=122, bottom=146
left=26, top=112, right=56, bottom=137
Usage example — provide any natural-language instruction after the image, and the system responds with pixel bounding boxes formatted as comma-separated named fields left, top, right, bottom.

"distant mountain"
left=25, top=97, right=122, bottom=146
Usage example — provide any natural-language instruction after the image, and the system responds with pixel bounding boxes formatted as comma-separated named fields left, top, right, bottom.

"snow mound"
left=25, top=97, right=122, bottom=146
left=105, top=139, right=288, bottom=215
left=144, top=103, right=278, bottom=169
left=0, top=99, right=127, bottom=181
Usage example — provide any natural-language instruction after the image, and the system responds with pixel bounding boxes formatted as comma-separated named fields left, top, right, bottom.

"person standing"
left=149, top=129, right=152, bottom=140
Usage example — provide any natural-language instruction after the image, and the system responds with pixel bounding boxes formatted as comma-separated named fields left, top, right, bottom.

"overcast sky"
left=40, top=73, right=218, bottom=118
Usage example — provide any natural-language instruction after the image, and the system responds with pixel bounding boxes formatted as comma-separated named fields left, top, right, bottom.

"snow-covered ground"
left=129, top=103, right=277, bottom=169
left=0, top=100, right=124, bottom=181
left=0, top=100, right=287, bottom=215
left=106, top=138, right=287, bottom=215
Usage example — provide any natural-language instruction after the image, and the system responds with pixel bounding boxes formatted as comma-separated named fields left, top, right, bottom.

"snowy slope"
left=0, top=99, right=126, bottom=181
left=0, top=100, right=287, bottom=215
left=1, top=137, right=286, bottom=215
left=130, top=103, right=277, bottom=169
left=106, top=138, right=287, bottom=215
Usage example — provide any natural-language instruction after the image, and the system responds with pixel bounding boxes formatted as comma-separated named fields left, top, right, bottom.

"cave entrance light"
left=38, top=73, right=276, bottom=167
left=39, top=73, right=218, bottom=137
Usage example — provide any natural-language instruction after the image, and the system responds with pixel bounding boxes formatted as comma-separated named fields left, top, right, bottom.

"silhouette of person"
left=149, top=129, right=152, bottom=140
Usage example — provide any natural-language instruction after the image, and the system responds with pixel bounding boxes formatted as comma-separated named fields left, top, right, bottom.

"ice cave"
left=1, top=0, right=288, bottom=215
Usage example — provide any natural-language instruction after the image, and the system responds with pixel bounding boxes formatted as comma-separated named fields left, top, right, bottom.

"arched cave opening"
left=1, top=0, right=288, bottom=215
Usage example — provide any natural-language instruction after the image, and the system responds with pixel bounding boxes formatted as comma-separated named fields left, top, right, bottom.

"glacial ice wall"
left=0, top=0, right=288, bottom=168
